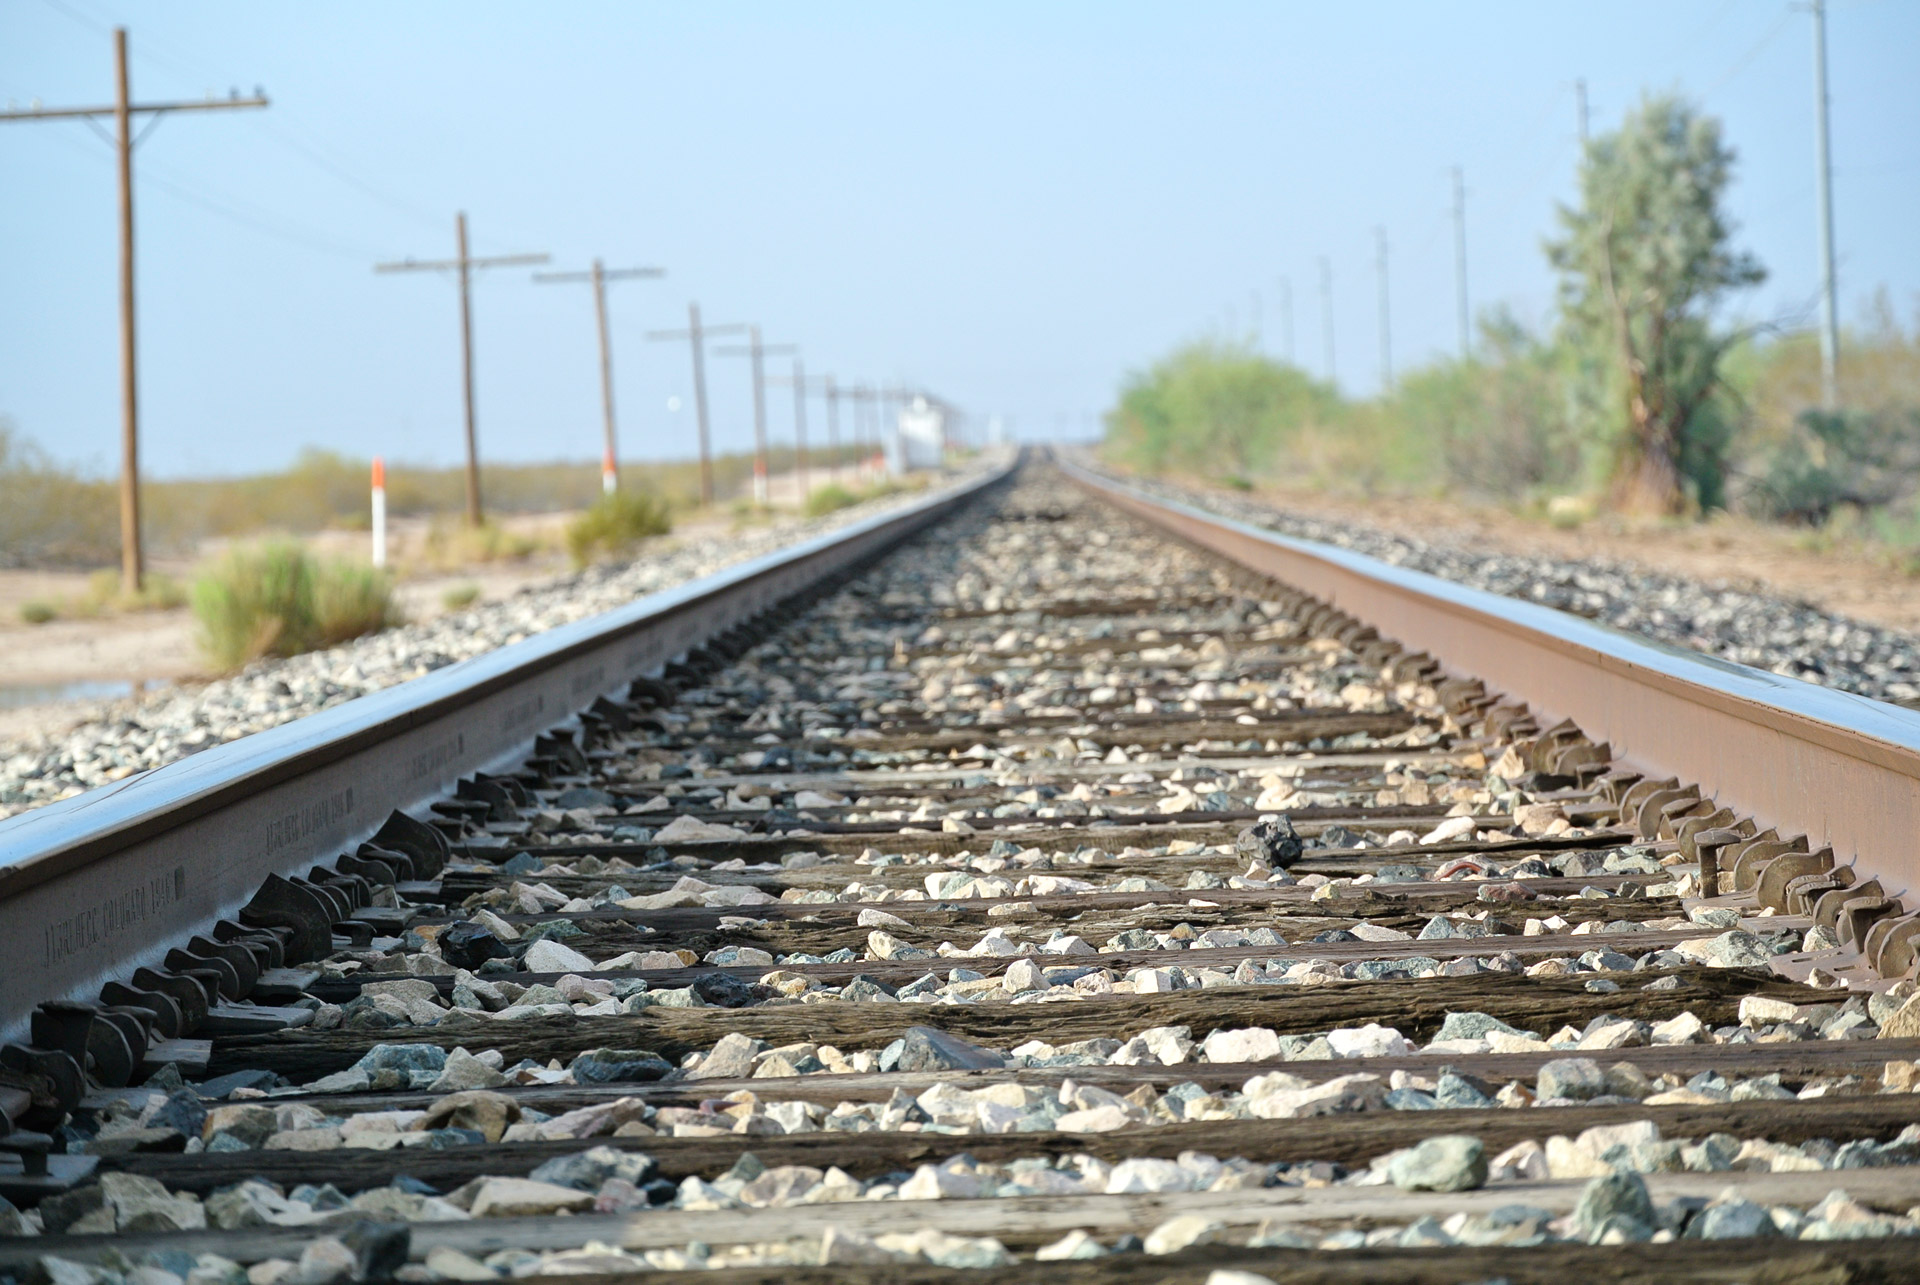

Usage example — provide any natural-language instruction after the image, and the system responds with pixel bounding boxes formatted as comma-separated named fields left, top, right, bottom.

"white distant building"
left=888, top=395, right=947, bottom=473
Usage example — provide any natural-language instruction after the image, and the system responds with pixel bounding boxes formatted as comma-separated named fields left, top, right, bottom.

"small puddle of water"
left=0, top=678, right=167, bottom=711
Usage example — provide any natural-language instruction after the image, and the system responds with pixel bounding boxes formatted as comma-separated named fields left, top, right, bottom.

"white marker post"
left=370, top=456, right=388, bottom=568
left=602, top=447, right=617, bottom=495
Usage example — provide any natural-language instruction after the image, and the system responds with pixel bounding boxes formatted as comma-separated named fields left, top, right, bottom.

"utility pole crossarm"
left=376, top=252, right=549, bottom=273
left=533, top=267, right=664, bottom=285
left=0, top=93, right=269, bottom=122
left=645, top=325, right=746, bottom=340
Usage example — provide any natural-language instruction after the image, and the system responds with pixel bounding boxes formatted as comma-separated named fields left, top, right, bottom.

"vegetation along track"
left=4, top=456, right=1920, bottom=1283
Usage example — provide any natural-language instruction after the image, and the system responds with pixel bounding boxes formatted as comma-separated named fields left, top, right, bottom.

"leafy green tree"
left=1105, top=342, right=1336, bottom=480
left=1547, top=94, right=1763, bottom=515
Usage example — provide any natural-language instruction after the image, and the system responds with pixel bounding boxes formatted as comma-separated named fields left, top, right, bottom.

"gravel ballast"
left=1110, top=471, right=1920, bottom=707
left=0, top=470, right=996, bottom=821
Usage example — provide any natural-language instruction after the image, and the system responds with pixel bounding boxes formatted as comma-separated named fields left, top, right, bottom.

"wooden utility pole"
left=0, top=28, right=267, bottom=593
left=844, top=385, right=873, bottom=478
left=823, top=375, right=841, bottom=481
left=715, top=329, right=796, bottom=505
left=647, top=305, right=746, bottom=507
left=533, top=260, right=664, bottom=492
left=767, top=360, right=815, bottom=500
left=376, top=215, right=547, bottom=526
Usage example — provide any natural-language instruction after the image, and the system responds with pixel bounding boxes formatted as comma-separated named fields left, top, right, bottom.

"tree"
left=1547, top=94, right=1764, bottom=515
left=1105, top=342, right=1336, bottom=480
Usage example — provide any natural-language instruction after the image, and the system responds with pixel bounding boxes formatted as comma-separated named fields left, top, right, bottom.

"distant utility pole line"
left=533, top=259, right=664, bottom=493
left=846, top=384, right=877, bottom=468
left=1809, top=0, right=1840, bottom=407
left=1452, top=166, right=1470, bottom=359
left=376, top=214, right=548, bottom=527
left=1278, top=276, right=1294, bottom=364
left=0, top=27, right=268, bottom=593
left=715, top=328, right=798, bottom=505
left=766, top=359, right=814, bottom=499
left=1375, top=227, right=1392, bottom=389
left=822, top=376, right=842, bottom=481
left=646, top=304, right=746, bottom=506
left=1318, top=256, right=1335, bottom=385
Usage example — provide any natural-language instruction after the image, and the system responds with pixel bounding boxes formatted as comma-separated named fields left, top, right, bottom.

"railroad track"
left=3, top=455, right=1920, bottom=1283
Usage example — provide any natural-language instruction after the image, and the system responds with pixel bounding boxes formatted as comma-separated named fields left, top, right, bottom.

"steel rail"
left=1062, top=460, right=1920, bottom=930
left=0, top=460, right=1015, bottom=1039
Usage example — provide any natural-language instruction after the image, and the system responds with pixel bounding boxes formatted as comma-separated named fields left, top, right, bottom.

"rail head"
left=1062, top=459, right=1920, bottom=901
left=0, top=457, right=1016, bottom=1037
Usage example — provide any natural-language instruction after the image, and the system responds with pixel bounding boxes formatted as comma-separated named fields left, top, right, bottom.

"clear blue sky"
left=2, top=1, right=1916, bottom=478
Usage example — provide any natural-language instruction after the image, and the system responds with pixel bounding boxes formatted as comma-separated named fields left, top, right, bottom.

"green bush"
left=440, top=582, right=482, bottom=611
left=802, top=479, right=908, bottom=518
left=312, top=562, right=400, bottom=647
left=192, top=541, right=398, bottom=670
left=1106, top=341, right=1340, bottom=480
left=803, top=483, right=860, bottom=517
left=82, top=568, right=188, bottom=613
left=19, top=600, right=55, bottom=625
left=565, top=490, right=671, bottom=567
left=422, top=518, right=545, bottom=570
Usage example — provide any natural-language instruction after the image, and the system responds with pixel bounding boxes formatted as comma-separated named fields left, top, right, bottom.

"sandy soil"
left=1196, top=481, right=1920, bottom=637
left=0, top=467, right=880, bottom=744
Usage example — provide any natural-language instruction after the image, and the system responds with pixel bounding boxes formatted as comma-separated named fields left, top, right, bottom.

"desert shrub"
left=1740, top=406, right=1920, bottom=526
left=192, top=541, right=397, bottom=670
left=1107, top=342, right=1340, bottom=479
left=19, top=600, right=55, bottom=625
left=79, top=568, right=187, bottom=613
left=312, top=562, right=401, bottom=647
left=440, top=582, right=482, bottom=611
left=802, top=479, right=911, bottom=518
left=0, top=420, right=119, bottom=567
left=803, top=483, right=860, bottom=517
left=565, top=491, right=672, bottom=567
left=424, top=518, right=543, bottom=569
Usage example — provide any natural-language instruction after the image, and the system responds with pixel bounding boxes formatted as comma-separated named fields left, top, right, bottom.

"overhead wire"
left=1701, top=8, right=1798, bottom=100
left=34, top=0, right=451, bottom=239
left=20, top=117, right=384, bottom=260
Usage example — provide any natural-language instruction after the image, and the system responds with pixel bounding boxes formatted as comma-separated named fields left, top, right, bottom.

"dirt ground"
left=1217, top=482, right=1920, bottom=637
left=0, top=466, right=882, bottom=744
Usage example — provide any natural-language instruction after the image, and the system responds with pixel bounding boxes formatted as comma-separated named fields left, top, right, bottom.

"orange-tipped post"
left=370, top=456, right=388, bottom=568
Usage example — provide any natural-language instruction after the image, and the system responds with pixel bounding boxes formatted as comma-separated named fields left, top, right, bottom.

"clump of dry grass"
left=191, top=541, right=399, bottom=670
